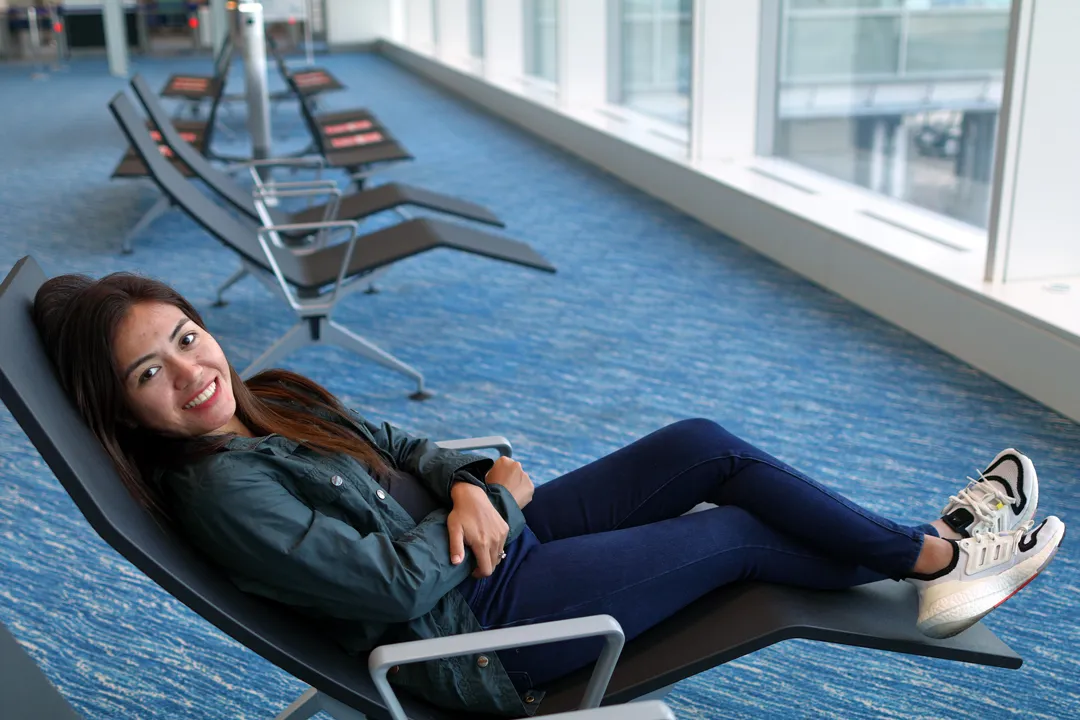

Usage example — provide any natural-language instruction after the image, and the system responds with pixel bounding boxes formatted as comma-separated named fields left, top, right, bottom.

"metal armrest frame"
left=369, top=615, right=626, bottom=720
left=434, top=436, right=513, bottom=458
left=255, top=220, right=361, bottom=314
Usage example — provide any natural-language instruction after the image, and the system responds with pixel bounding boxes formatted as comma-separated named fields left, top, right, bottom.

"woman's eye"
left=139, top=367, right=159, bottom=384
left=180, top=332, right=196, bottom=348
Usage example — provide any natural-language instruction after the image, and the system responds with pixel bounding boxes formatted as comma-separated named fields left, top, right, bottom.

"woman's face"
left=112, top=301, right=240, bottom=438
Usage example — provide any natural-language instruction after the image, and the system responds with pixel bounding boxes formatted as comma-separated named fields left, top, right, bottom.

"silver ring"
left=498, top=550, right=507, bottom=560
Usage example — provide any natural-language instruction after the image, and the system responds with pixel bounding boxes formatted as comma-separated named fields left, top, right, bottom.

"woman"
left=34, top=270, right=1064, bottom=717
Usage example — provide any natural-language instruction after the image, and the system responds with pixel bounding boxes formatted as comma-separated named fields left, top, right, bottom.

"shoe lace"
left=945, top=470, right=1017, bottom=525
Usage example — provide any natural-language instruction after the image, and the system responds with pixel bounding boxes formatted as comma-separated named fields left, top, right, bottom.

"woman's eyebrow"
left=122, top=318, right=189, bottom=380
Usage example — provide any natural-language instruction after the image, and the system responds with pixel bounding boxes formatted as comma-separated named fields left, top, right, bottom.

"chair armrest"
left=434, top=436, right=513, bottom=458
left=545, top=701, right=676, bottom=720
left=368, top=615, right=625, bottom=720
left=230, top=157, right=326, bottom=171
left=255, top=220, right=360, bottom=312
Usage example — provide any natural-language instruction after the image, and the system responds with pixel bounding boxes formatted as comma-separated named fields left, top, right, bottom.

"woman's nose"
left=172, top=357, right=201, bottom=389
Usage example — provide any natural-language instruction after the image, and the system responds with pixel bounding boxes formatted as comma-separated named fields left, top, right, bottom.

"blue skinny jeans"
left=457, top=419, right=939, bottom=693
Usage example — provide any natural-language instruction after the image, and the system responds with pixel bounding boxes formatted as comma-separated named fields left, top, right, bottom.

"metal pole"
left=304, top=0, right=315, bottom=66
left=239, top=2, right=272, bottom=161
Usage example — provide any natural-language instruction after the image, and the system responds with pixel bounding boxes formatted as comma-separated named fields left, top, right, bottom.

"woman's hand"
left=484, top=456, right=535, bottom=509
left=448, top=482, right=510, bottom=578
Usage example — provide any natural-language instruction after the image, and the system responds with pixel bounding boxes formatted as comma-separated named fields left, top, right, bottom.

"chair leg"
left=240, top=321, right=311, bottom=379
left=213, top=265, right=249, bottom=306
left=273, top=688, right=322, bottom=720
left=323, top=320, right=431, bottom=400
left=121, top=195, right=172, bottom=254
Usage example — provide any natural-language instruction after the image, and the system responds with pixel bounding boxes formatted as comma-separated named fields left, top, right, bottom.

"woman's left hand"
left=448, top=482, right=510, bottom=578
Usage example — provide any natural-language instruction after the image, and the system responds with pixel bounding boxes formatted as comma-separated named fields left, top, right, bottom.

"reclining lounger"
left=268, top=36, right=346, bottom=98
left=111, top=92, right=556, bottom=397
left=160, top=36, right=234, bottom=117
left=0, top=257, right=1022, bottom=720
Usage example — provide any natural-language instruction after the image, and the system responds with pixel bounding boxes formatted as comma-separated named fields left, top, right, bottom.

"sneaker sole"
left=917, top=524, right=1063, bottom=639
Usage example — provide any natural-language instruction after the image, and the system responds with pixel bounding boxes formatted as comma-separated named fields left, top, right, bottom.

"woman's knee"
left=665, top=417, right=735, bottom=444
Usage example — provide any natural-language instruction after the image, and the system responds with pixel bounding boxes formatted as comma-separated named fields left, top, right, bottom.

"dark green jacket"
left=162, top=412, right=533, bottom=716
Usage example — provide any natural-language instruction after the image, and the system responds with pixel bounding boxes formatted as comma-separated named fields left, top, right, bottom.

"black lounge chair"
left=0, top=257, right=1023, bottom=720
left=110, top=91, right=555, bottom=397
left=160, top=35, right=234, bottom=117
left=268, top=35, right=346, bottom=98
left=113, top=60, right=235, bottom=254
left=282, top=73, right=414, bottom=181
left=132, top=74, right=503, bottom=233
left=130, top=74, right=507, bottom=302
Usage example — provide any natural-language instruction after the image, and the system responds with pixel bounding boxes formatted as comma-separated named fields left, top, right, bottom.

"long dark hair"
left=33, top=271, right=393, bottom=522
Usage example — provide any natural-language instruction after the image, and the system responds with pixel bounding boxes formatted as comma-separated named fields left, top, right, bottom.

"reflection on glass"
left=785, top=17, right=900, bottom=78
left=469, top=0, right=484, bottom=58
left=524, top=0, right=558, bottom=82
left=612, top=0, right=693, bottom=126
left=772, top=0, right=1011, bottom=228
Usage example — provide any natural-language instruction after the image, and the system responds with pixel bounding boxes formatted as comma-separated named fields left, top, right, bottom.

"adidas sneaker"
left=908, top=516, right=1064, bottom=639
left=941, top=449, right=1038, bottom=537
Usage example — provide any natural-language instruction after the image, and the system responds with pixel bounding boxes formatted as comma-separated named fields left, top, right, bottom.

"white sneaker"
left=941, top=449, right=1038, bottom=536
left=909, top=516, right=1064, bottom=639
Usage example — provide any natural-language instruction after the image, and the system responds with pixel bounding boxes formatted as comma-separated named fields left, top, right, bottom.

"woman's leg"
left=524, top=418, right=933, bottom=579
left=470, top=505, right=885, bottom=692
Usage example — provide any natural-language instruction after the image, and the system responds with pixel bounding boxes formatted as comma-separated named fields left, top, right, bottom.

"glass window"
left=770, top=0, right=1011, bottom=229
left=611, top=0, right=693, bottom=126
left=785, top=17, right=901, bottom=79
left=523, top=0, right=558, bottom=82
left=469, top=0, right=484, bottom=59
left=905, top=13, right=1009, bottom=73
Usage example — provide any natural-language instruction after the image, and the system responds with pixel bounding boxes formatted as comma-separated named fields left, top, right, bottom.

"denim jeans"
left=457, top=418, right=939, bottom=693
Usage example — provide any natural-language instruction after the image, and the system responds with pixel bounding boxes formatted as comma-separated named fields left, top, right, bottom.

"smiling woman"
left=31, top=269, right=1067, bottom=717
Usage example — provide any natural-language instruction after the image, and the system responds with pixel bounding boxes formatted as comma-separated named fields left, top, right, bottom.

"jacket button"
left=376, top=489, right=386, bottom=500
left=524, top=694, right=536, bottom=704
left=330, top=475, right=343, bottom=487
left=476, top=655, right=490, bottom=668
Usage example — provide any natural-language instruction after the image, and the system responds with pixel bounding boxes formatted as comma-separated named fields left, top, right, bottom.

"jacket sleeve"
left=360, top=418, right=495, bottom=504
left=184, top=464, right=475, bottom=624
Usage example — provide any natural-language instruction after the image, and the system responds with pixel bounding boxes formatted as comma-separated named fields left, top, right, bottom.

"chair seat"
left=285, top=183, right=504, bottom=232
left=161, top=75, right=224, bottom=101
left=536, top=579, right=1022, bottom=715
left=324, top=141, right=414, bottom=170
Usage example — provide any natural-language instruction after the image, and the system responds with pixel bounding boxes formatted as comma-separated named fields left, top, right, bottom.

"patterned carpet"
left=0, top=53, right=1077, bottom=720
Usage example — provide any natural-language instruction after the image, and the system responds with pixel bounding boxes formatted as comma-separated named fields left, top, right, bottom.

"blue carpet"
left=0, top=53, right=1077, bottom=719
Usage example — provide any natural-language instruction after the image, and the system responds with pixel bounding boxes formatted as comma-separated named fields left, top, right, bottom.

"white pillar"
left=890, top=118, right=908, bottom=199
left=988, top=0, right=1080, bottom=282
left=437, top=0, right=470, bottom=64
left=483, top=0, right=523, bottom=86
left=102, top=0, right=129, bottom=78
left=558, top=0, right=605, bottom=110
left=690, top=0, right=761, bottom=161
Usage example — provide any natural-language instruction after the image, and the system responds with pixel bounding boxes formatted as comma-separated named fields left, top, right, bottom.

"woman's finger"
left=448, top=519, right=465, bottom=565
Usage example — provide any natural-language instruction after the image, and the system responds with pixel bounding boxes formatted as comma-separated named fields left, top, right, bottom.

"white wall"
left=325, top=0, right=391, bottom=46
left=997, top=1, right=1080, bottom=281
